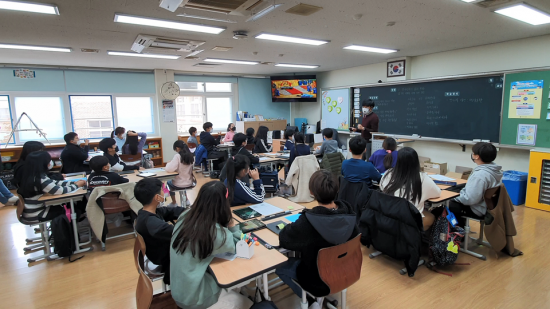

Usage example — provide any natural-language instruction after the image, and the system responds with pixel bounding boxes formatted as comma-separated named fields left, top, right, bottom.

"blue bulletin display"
left=321, top=88, right=351, bottom=132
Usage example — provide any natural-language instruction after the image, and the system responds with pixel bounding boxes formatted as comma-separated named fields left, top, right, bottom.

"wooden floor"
left=1, top=173, right=548, bottom=308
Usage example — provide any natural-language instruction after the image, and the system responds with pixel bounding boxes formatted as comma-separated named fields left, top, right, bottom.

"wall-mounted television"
left=271, top=75, right=317, bottom=102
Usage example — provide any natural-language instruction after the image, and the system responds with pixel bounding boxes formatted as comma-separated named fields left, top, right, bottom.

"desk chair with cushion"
left=136, top=250, right=177, bottom=309
left=295, top=234, right=362, bottom=309
left=166, top=180, right=196, bottom=208
left=460, top=186, right=500, bottom=261
left=99, top=192, right=135, bottom=250
left=120, top=154, right=141, bottom=167
left=15, top=194, right=56, bottom=263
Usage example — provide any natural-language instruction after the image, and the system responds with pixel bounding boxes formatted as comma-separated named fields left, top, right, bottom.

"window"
left=176, top=96, right=204, bottom=134
left=205, top=83, right=232, bottom=92
left=0, top=96, right=13, bottom=144
left=69, top=96, right=114, bottom=139
left=115, top=97, right=154, bottom=133
left=206, top=97, right=232, bottom=128
left=178, top=82, right=204, bottom=92
left=14, top=97, right=65, bottom=142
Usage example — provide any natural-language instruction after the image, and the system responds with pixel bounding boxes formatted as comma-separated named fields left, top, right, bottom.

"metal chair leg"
left=459, top=218, right=487, bottom=260
left=369, top=251, right=383, bottom=259
left=300, top=289, right=308, bottom=309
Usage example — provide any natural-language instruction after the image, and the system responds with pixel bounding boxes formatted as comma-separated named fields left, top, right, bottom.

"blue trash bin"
left=502, top=171, right=528, bottom=205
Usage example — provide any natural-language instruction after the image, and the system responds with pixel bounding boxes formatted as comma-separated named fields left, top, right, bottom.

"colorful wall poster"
left=13, top=69, right=35, bottom=79
left=516, top=124, right=537, bottom=146
left=321, top=88, right=350, bottom=131
left=508, top=80, right=543, bottom=119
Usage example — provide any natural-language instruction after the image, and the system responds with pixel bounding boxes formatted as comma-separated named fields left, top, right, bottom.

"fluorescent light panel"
left=177, top=13, right=237, bottom=23
left=460, top=0, right=477, bottom=2
left=343, top=45, right=398, bottom=54
left=204, top=58, right=259, bottom=65
left=246, top=4, right=283, bottom=22
left=0, top=43, right=70, bottom=52
left=255, top=33, right=329, bottom=46
left=108, top=51, right=180, bottom=59
left=0, top=0, right=58, bottom=14
left=275, top=63, right=319, bottom=69
left=114, top=14, right=226, bottom=34
left=495, top=4, right=550, bottom=25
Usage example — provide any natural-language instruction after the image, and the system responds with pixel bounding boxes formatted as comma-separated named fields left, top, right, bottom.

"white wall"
left=297, top=34, right=550, bottom=172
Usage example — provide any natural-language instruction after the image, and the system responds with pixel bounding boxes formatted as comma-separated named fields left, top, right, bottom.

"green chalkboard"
left=502, top=70, right=550, bottom=147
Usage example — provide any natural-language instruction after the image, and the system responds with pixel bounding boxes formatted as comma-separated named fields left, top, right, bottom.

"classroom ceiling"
left=0, top=0, right=550, bottom=75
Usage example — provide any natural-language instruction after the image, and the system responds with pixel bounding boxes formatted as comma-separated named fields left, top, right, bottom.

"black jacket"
left=279, top=200, right=358, bottom=297
left=253, top=138, right=271, bottom=154
left=104, top=153, right=139, bottom=171
left=338, top=177, right=372, bottom=220
left=289, top=144, right=311, bottom=168
left=231, top=146, right=259, bottom=165
left=359, top=189, right=423, bottom=276
left=199, top=131, right=220, bottom=153
left=87, top=171, right=129, bottom=194
left=60, top=143, right=90, bottom=174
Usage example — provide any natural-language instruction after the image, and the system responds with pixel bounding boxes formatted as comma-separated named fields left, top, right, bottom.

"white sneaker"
left=185, top=199, right=191, bottom=206
left=5, top=195, right=19, bottom=206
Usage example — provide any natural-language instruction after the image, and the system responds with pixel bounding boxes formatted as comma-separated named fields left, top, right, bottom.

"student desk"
left=122, top=169, right=179, bottom=183
left=231, top=197, right=304, bottom=224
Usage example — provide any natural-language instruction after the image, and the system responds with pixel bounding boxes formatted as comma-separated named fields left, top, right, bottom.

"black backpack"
left=429, top=208, right=465, bottom=266
left=50, top=213, right=84, bottom=262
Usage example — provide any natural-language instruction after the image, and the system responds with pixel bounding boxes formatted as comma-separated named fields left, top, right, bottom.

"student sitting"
left=165, top=140, right=195, bottom=207
left=14, top=141, right=64, bottom=188
left=224, top=154, right=265, bottom=206
left=450, top=142, right=502, bottom=226
left=245, top=127, right=255, bottom=145
left=231, top=133, right=259, bottom=165
left=87, top=156, right=129, bottom=194
left=380, top=147, right=441, bottom=230
left=60, top=132, right=91, bottom=174
left=111, top=127, right=126, bottom=151
left=369, top=137, right=398, bottom=173
left=199, top=122, right=225, bottom=169
left=314, top=128, right=338, bottom=156
left=222, top=123, right=235, bottom=143
left=135, top=177, right=185, bottom=285
left=18, top=151, right=86, bottom=221
left=289, top=132, right=311, bottom=168
left=187, top=126, right=198, bottom=145
left=98, top=138, right=139, bottom=172
left=170, top=181, right=252, bottom=309
left=253, top=125, right=272, bottom=153
left=276, top=170, right=359, bottom=302
left=122, top=130, right=147, bottom=161
left=341, top=136, right=381, bottom=186
left=283, top=128, right=295, bottom=152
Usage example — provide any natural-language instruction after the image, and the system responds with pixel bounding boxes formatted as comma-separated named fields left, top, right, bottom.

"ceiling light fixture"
left=495, top=4, right=550, bottom=25
left=0, top=43, right=70, bottom=52
left=246, top=4, right=283, bottom=22
left=0, top=0, right=59, bottom=14
left=460, top=0, right=477, bottom=3
left=275, top=63, right=319, bottom=69
left=114, top=14, right=226, bottom=34
left=107, top=51, right=180, bottom=59
left=177, top=13, right=237, bottom=23
left=255, top=33, right=329, bottom=46
left=343, top=45, right=398, bottom=54
left=204, top=58, right=259, bottom=65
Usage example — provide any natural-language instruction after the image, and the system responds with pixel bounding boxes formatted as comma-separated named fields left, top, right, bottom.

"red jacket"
left=361, top=113, right=379, bottom=141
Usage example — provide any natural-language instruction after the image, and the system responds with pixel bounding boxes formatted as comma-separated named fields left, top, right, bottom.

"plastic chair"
left=460, top=186, right=500, bottom=261
left=120, top=154, right=142, bottom=167
left=166, top=181, right=196, bottom=207
left=100, top=192, right=134, bottom=250
left=296, top=234, right=363, bottom=309
left=15, top=194, right=56, bottom=263
left=187, top=142, right=197, bottom=149
left=136, top=250, right=177, bottom=309
left=245, top=144, right=255, bottom=152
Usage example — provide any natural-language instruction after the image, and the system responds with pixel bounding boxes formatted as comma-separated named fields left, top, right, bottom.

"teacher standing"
left=351, top=99, right=379, bottom=159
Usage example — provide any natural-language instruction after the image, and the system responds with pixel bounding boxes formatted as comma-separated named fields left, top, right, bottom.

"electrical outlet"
left=531, top=177, right=537, bottom=184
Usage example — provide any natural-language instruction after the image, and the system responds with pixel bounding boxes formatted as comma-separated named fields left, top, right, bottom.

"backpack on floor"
left=429, top=207, right=465, bottom=266
left=50, top=211, right=84, bottom=262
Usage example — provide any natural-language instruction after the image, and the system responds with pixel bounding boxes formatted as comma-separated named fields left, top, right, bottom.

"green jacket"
left=320, top=152, right=345, bottom=178
left=170, top=211, right=242, bottom=309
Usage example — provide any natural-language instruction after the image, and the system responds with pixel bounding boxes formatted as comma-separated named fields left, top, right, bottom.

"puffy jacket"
left=359, top=189, right=423, bottom=276
left=194, top=144, right=208, bottom=167
left=338, top=177, right=372, bottom=221
left=320, top=152, right=345, bottom=179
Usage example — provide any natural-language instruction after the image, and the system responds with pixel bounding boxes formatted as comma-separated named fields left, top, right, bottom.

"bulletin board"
left=501, top=70, right=550, bottom=148
left=321, top=88, right=351, bottom=131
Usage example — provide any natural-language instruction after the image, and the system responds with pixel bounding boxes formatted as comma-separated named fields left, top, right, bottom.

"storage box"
left=418, top=156, right=431, bottom=171
left=423, top=162, right=448, bottom=175
left=454, top=166, right=473, bottom=180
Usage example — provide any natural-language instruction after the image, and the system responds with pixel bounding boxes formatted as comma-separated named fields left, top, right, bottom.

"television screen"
left=271, top=75, right=317, bottom=102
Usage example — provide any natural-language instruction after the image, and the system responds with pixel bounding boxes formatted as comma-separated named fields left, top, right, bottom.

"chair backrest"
left=484, top=186, right=501, bottom=211
left=187, top=142, right=197, bottom=149
left=317, top=234, right=362, bottom=294
left=245, top=144, right=255, bottom=151
left=136, top=230, right=148, bottom=256
left=15, top=193, right=26, bottom=223
left=136, top=250, right=154, bottom=309
left=120, top=154, right=141, bottom=166
left=100, top=192, right=131, bottom=214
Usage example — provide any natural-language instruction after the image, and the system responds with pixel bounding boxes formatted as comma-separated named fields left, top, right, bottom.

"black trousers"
left=448, top=200, right=484, bottom=227
left=207, top=150, right=226, bottom=170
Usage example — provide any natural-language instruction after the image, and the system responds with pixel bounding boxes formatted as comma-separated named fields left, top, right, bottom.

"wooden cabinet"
left=235, top=120, right=287, bottom=134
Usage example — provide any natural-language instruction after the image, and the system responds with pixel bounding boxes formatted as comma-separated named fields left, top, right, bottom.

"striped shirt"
left=224, top=178, right=265, bottom=206
left=23, top=175, right=79, bottom=221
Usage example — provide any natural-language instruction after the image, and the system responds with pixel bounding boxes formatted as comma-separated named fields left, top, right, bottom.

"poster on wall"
left=162, top=99, right=175, bottom=123
left=13, top=69, right=35, bottom=79
left=321, top=88, right=350, bottom=131
left=508, top=80, right=543, bottom=119
left=516, top=124, right=537, bottom=146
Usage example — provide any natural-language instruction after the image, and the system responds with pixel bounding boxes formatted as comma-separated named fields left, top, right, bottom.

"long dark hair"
left=123, top=130, right=139, bottom=155
left=382, top=147, right=422, bottom=204
left=172, top=181, right=232, bottom=259
left=225, top=154, right=250, bottom=203
left=18, top=141, right=45, bottom=164
left=173, top=140, right=194, bottom=165
left=382, top=137, right=397, bottom=170
left=111, top=127, right=125, bottom=138
left=255, top=126, right=269, bottom=143
left=227, top=123, right=234, bottom=132
left=18, top=151, right=51, bottom=198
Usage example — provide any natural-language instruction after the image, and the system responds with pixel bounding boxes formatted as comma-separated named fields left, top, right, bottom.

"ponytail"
left=225, top=154, right=250, bottom=203
left=173, top=140, right=194, bottom=165
left=382, top=137, right=397, bottom=170
left=111, top=131, right=115, bottom=138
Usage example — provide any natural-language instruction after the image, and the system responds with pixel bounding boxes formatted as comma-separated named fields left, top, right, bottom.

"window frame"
left=69, top=95, right=115, bottom=140
left=114, top=96, right=156, bottom=135
left=0, top=95, right=15, bottom=145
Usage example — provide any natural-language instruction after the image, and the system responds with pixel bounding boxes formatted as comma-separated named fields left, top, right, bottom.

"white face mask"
left=48, top=160, right=54, bottom=170
left=362, top=108, right=369, bottom=113
left=77, top=140, right=83, bottom=145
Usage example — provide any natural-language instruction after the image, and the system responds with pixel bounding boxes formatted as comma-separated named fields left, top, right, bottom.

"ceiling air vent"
left=193, top=63, right=221, bottom=67
left=182, top=0, right=265, bottom=16
left=285, top=3, right=322, bottom=16
left=81, top=48, right=99, bottom=53
left=212, top=46, right=233, bottom=51
left=131, top=34, right=205, bottom=55
left=474, top=0, right=514, bottom=8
